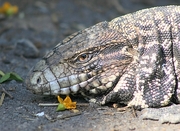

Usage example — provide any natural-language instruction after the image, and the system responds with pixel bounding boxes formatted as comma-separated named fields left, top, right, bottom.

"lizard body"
left=26, top=6, right=180, bottom=109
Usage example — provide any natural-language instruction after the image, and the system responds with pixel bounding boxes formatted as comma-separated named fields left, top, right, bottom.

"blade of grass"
left=0, top=70, right=5, bottom=77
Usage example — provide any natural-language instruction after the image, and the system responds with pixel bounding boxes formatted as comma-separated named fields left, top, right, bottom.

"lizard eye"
left=76, top=53, right=91, bottom=63
left=78, top=54, right=88, bottom=61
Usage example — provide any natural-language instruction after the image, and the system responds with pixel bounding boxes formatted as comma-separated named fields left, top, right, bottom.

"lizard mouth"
left=25, top=69, right=95, bottom=95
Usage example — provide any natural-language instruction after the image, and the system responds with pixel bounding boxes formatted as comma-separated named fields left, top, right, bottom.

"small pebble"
left=71, top=109, right=80, bottom=113
left=35, top=112, right=44, bottom=117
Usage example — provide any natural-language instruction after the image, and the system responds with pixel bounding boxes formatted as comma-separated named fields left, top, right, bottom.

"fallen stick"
left=39, top=103, right=58, bottom=106
left=57, top=112, right=81, bottom=120
left=1, top=87, right=13, bottom=99
left=39, top=103, right=89, bottom=107
left=0, top=92, right=5, bottom=106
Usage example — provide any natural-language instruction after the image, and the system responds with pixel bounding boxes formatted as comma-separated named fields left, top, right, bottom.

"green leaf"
left=10, top=72, right=23, bottom=82
left=56, top=103, right=66, bottom=111
left=0, top=72, right=23, bottom=84
left=0, top=73, right=10, bottom=83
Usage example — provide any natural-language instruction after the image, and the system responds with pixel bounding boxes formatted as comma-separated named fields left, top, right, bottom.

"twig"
left=39, top=103, right=89, bottom=107
left=57, top=112, right=81, bottom=120
left=45, top=114, right=53, bottom=121
left=77, top=103, right=89, bottom=106
left=1, top=88, right=13, bottom=99
left=131, top=107, right=137, bottom=117
left=45, top=112, right=81, bottom=122
left=0, top=92, right=5, bottom=106
left=39, top=103, right=58, bottom=106
left=117, top=106, right=128, bottom=112
left=24, top=117, right=37, bottom=121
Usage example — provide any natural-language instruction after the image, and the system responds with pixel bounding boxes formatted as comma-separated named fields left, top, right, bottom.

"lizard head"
left=25, top=21, right=135, bottom=98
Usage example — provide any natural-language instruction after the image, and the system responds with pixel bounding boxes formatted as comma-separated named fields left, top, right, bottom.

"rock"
left=140, top=104, right=180, bottom=124
left=14, top=39, right=39, bottom=58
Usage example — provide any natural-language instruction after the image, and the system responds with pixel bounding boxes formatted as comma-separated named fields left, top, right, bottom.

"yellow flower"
left=57, top=95, right=64, bottom=104
left=57, top=96, right=76, bottom=110
left=0, top=2, right=18, bottom=16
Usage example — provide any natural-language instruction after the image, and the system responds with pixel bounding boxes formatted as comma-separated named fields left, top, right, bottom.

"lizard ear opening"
left=125, top=46, right=138, bottom=59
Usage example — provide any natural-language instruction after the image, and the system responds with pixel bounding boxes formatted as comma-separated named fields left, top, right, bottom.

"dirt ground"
left=1, top=0, right=180, bottom=131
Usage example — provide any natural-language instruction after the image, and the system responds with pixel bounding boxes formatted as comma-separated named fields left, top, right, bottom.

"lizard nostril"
left=37, top=77, right=41, bottom=84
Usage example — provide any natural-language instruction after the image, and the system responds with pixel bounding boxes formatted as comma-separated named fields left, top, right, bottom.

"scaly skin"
left=25, top=6, right=180, bottom=109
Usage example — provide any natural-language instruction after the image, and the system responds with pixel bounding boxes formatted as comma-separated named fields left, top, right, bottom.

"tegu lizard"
left=25, top=6, right=180, bottom=110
